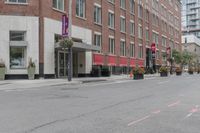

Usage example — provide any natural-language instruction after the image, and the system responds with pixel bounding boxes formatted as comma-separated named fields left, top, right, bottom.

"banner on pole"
left=62, top=15, right=69, bottom=36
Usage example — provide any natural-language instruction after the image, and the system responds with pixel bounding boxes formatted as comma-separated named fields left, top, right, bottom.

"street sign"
left=151, top=43, right=156, bottom=53
left=151, top=43, right=156, bottom=59
left=62, top=15, right=69, bottom=36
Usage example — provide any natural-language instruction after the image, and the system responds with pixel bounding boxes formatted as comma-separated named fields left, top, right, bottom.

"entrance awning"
left=55, top=42, right=101, bottom=52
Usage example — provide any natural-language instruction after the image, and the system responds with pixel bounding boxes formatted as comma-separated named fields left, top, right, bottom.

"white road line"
left=157, top=80, right=170, bottom=84
left=128, top=115, right=151, bottom=126
left=168, top=100, right=180, bottom=107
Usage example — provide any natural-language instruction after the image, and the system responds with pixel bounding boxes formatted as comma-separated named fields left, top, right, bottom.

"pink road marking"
left=128, top=115, right=150, bottom=126
left=185, top=105, right=199, bottom=119
left=152, top=110, right=161, bottom=114
left=168, top=100, right=180, bottom=107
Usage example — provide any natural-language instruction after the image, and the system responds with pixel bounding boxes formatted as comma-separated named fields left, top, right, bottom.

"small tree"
left=60, top=37, right=73, bottom=48
left=59, top=37, right=74, bottom=81
left=172, top=49, right=182, bottom=65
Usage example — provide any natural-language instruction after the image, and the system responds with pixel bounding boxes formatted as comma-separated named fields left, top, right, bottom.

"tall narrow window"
left=129, top=0, right=135, bottom=14
left=108, top=11, right=115, bottom=28
left=120, top=16, right=126, bottom=32
left=109, top=37, right=115, bottom=54
left=120, top=41, right=126, bottom=56
left=76, top=0, right=86, bottom=18
left=130, top=21, right=135, bottom=35
left=130, top=43, right=135, bottom=57
left=138, top=45, right=143, bottom=58
left=138, top=25, right=143, bottom=39
left=94, top=4, right=102, bottom=24
left=138, top=4, right=143, bottom=18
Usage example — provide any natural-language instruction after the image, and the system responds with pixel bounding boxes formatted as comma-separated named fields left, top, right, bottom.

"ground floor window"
left=10, top=47, right=26, bottom=69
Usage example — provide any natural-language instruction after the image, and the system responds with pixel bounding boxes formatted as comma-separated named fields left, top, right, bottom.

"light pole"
left=68, top=0, right=73, bottom=81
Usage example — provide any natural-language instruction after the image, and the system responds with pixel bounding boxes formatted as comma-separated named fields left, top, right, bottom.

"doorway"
left=57, top=51, right=68, bottom=78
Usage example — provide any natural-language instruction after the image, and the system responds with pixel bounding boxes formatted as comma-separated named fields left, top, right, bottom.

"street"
left=0, top=74, right=200, bottom=133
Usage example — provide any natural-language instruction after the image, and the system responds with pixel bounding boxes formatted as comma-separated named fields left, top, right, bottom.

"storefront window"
left=10, top=47, right=26, bottom=69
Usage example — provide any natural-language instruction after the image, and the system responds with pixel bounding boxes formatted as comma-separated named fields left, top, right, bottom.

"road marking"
left=152, top=110, right=161, bottom=114
left=185, top=105, right=199, bottom=119
left=157, top=80, right=169, bottom=84
left=128, top=115, right=150, bottom=126
left=168, top=100, right=180, bottom=107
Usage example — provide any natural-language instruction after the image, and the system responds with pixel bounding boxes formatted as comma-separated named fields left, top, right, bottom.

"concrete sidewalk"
left=0, top=74, right=160, bottom=90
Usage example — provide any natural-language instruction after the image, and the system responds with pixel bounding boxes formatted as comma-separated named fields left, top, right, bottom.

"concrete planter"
left=0, top=67, right=6, bottom=80
left=27, top=67, right=35, bottom=80
left=176, top=72, right=182, bottom=76
left=133, top=74, right=144, bottom=80
left=160, top=72, right=168, bottom=77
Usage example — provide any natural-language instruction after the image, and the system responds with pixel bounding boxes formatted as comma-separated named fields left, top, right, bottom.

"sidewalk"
left=0, top=74, right=160, bottom=90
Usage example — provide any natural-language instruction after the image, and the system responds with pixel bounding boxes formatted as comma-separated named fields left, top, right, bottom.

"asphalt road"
left=0, top=74, right=200, bottom=133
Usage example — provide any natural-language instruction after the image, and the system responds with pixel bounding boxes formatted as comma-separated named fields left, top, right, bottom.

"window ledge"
left=5, top=1, right=28, bottom=5
left=52, top=8, right=66, bottom=14
left=75, top=15, right=87, bottom=21
left=108, top=27, right=115, bottom=30
left=94, top=22, right=102, bottom=26
left=120, top=31, right=126, bottom=34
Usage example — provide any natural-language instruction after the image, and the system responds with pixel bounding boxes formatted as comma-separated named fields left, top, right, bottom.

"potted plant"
left=0, top=60, right=6, bottom=80
left=188, top=67, right=194, bottom=75
left=27, top=58, right=35, bottom=80
left=197, top=67, right=200, bottom=74
left=159, top=66, right=168, bottom=77
left=133, top=67, right=145, bottom=80
left=175, top=67, right=182, bottom=76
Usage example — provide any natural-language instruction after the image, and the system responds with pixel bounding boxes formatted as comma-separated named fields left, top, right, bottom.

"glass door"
left=58, top=51, right=68, bottom=78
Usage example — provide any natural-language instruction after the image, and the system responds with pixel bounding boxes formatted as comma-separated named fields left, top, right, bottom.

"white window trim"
left=94, top=32, right=102, bottom=35
left=5, top=0, right=28, bottom=5
left=108, top=9, right=114, bottom=14
left=109, top=35, right=114, bottom=39
left=94, top=3, right=101, bottom=7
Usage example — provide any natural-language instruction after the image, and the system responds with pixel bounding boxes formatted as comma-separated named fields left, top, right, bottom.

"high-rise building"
left=0, top=0, right=182, bottom=79
left=182, top=0, right=200, bottom=38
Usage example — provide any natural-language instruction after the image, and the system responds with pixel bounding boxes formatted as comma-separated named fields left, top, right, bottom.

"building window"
left=10, top=31, right=27, bottom=69
left=10, top=47, right=26, bottom=69
left=94, top=34, right=101, bottom=47
left=108, top=0, right=115, bottom=4
left=138, top=4, right=143, bottom=18
left=130, top=43, right=135, bottom=57
left=7, top=0, right=27, bottom=3
left=156, top=50, right=160, bottom=59
left=108, top=11, right=115, bottom=28
left=120, top=0, right=126, bottom=9
left=109, top=37, right=115, bottom=54
left=138, top=45, right=143, bottom=58
left=129, top=0, right=135, bottom=14
left=130, top=21, right=135, bottom=35
left=94, top=4, right=102, bottom=24
left=76, top=0, right=86, bottom=18
left=120, top=41, right=126, bottom=56
left=138, top=25, right=143, bottom=39
left=152, top=32, right=159, bottom=47
left=162, top=37, right=167, bottom=47
left=120, top=16, right=126, bottom=32
left=10, top=31, right=26, bottom=41
left=53, top=0, right=64, bottom=11
left=146, top=29, right=149, bottom=41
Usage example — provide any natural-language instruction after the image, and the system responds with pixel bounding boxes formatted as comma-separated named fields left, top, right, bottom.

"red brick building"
left=0, top=0, right=181, bottom=79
